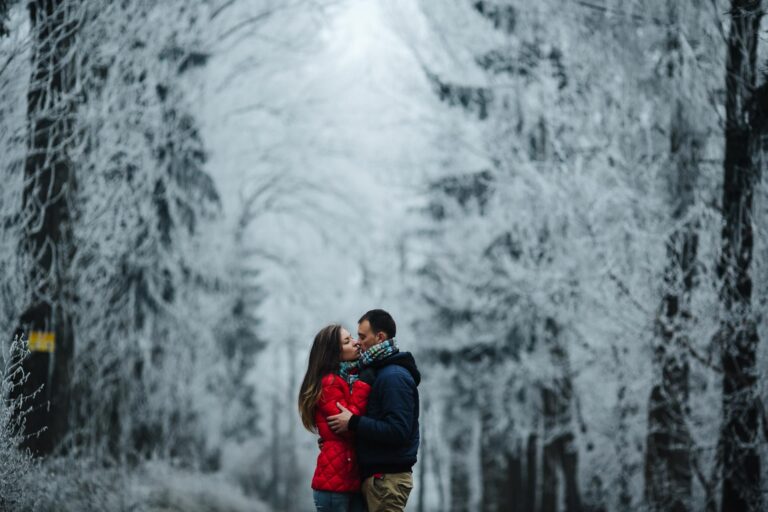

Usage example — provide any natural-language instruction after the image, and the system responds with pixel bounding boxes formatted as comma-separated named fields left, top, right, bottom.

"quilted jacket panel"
left=311, top=373, right=371, bottom=492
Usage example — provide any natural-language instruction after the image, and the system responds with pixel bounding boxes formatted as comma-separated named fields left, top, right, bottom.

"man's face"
left=357, top=320, right=386, bottom=351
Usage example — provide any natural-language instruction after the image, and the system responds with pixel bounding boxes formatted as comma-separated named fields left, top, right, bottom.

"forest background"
left=1, top=0, right=767, bottom=511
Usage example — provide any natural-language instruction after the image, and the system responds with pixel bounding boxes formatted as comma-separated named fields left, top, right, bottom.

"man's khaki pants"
left=361, top=472, right=413, bottom=512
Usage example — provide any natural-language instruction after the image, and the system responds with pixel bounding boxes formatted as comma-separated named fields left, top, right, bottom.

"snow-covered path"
left=132, top=463, right=269, bottom=512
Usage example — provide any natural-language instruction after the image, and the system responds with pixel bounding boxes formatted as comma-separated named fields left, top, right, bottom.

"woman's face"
left=339, top=328, right=360, bottom=362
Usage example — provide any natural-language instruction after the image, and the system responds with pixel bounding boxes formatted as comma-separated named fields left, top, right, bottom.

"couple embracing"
left=298, top=309, right=421, bottom=512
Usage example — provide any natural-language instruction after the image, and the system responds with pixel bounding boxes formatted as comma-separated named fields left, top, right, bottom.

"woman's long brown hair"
left=298, top=324, right=343, bottom=432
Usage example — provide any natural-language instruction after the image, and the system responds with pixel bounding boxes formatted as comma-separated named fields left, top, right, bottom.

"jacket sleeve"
left=351, top=370, right=416, bottom=446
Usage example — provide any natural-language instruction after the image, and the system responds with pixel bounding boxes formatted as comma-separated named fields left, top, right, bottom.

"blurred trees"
left=69, top=0, right=223, bottom=462
left=409, top=1, right=629, bottom=510
left=395, top=0, right=765, bottom=511
left=0, top=0, right=297, bottom=469
left=1, top=0, right=767, bottom=510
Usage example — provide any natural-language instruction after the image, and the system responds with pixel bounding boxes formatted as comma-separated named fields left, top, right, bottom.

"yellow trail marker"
left=28, top=331, right=55, bottom=353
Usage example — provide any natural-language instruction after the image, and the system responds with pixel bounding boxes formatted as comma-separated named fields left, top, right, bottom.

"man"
left=328, top=309, right=420, bottom=512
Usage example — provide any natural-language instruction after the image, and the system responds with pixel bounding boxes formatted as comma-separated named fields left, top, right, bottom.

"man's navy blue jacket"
left=348, top=351, right=421, bottom=479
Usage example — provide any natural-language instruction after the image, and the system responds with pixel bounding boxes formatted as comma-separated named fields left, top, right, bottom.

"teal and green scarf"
left=360, top=338, right=399, bottom=368
left=339, top=360, right=360, bottom=387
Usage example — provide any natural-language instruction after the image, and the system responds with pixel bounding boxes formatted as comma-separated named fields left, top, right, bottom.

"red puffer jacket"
left=311, top=373, right=371, bottom=492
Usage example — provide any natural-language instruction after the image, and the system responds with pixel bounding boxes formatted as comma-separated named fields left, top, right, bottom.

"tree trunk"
left=16, top=0, right=79, bottom=456
left=645, top=50, right=700, bottom=512
left=614, top=356, right=638, bottom=512
left=481, top=430, right=532, bottom=512
left=506, top=443, right=524, bottom=511
left=417, top=398, right=429, bottom=512
left=480, top=405, right=507, bottom=512
left=541, top=319, right=581, bottom=512
left=526, top=432, right=538, bottom=512
left=448, top=379, right=474, bottom=512
left=283, top=342, right=300, bottom=511
left=448, top=420, right=472, bottom=512
left=268, top=391, right=283, bottom=511
left=644, top=3, right=704, bottom=508
left=718, top=2, right=763, bottom=511
left=542, top=385, right=581, bottom=512
left=431, top=415, right=447, bottom=512
left=541, top=398, right=558, bottom=512
left=0, top=0, right=12, bottom=36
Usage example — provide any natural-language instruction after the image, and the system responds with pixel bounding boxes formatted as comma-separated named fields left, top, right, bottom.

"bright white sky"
left=200, top=0, right=434, bottom=341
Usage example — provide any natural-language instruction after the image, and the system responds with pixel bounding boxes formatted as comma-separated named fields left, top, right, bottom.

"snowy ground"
left=131, top=462, right=269, bottom=512
left=32, top=459, right=269, bottom=512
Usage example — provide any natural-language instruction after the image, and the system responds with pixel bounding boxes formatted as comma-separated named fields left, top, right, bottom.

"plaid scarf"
left=360, top=338, right=399, bottom=368
left=338, top=360, right=360, bottom=387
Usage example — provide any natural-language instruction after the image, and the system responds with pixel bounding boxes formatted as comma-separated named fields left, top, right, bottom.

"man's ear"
left=377, top=331, right=387, bottom=342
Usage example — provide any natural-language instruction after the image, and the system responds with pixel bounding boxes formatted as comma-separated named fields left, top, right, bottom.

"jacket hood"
left=371, top=351, right=421, bottom=386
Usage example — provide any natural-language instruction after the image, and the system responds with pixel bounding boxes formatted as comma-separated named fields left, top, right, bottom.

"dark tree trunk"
left=542, top=386, right=581, bottom=512
left=614, top=354, right=638, bottom=512
left=541, top=403, right=558, bottom=512
left=431, top=419, right=447, bottom=512
left=0, top=0, right=10, bottom=36
left=283, top=347, right=300, bottom=511
left=448, top=417, right=473, bottom=512
left=16, top=0, right=79, bottom=456
left=480, top=406, right=508, bottom=512
left=417, top=399, right=428, bottom=512
left=561, top=432, right=581, bottom=511
left=541, top=320, right=581, bottom=512
left=268, top=392, right=283, bottom=511
left=718, top=2, right=763, bottom=511
left=448, top=377, right=474, bottom=512
left=484, top=433, right=535, bottom=512
left=526, top=432, right=538, bottom=512
left=506, top=444, right=524, bottom=511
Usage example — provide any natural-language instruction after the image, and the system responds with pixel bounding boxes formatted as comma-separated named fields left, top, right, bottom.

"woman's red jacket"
left=312, top=373, right=371, bottom=492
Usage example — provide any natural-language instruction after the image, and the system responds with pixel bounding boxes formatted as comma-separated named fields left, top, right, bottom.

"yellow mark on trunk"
left=28, top=331, right=55, bottom=353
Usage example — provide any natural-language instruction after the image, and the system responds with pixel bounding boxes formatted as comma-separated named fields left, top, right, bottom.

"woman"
left=299, top=324, right=373, bottom=512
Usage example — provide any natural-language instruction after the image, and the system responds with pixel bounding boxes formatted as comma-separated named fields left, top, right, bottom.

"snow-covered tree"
left=393, top=1, right=730, bottom=510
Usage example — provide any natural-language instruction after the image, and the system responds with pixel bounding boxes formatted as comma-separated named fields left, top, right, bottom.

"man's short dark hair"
left=358, top=309, right=396, bottom=339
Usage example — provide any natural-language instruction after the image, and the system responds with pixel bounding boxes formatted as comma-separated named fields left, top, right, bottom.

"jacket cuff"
left=349, top=414, right=361, bottom=431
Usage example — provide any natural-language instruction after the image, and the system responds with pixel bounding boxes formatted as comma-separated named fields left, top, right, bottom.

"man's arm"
left=348, top=379, right=372, bottom=415
left=348, top=371, right=416, bottom=446
left=325, top=378, right=372, bottom=434
left=319, top=375, right=368, bottom=439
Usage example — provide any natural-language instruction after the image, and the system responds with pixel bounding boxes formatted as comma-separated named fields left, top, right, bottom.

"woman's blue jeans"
left=312, top=490, right=366, bottom=512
